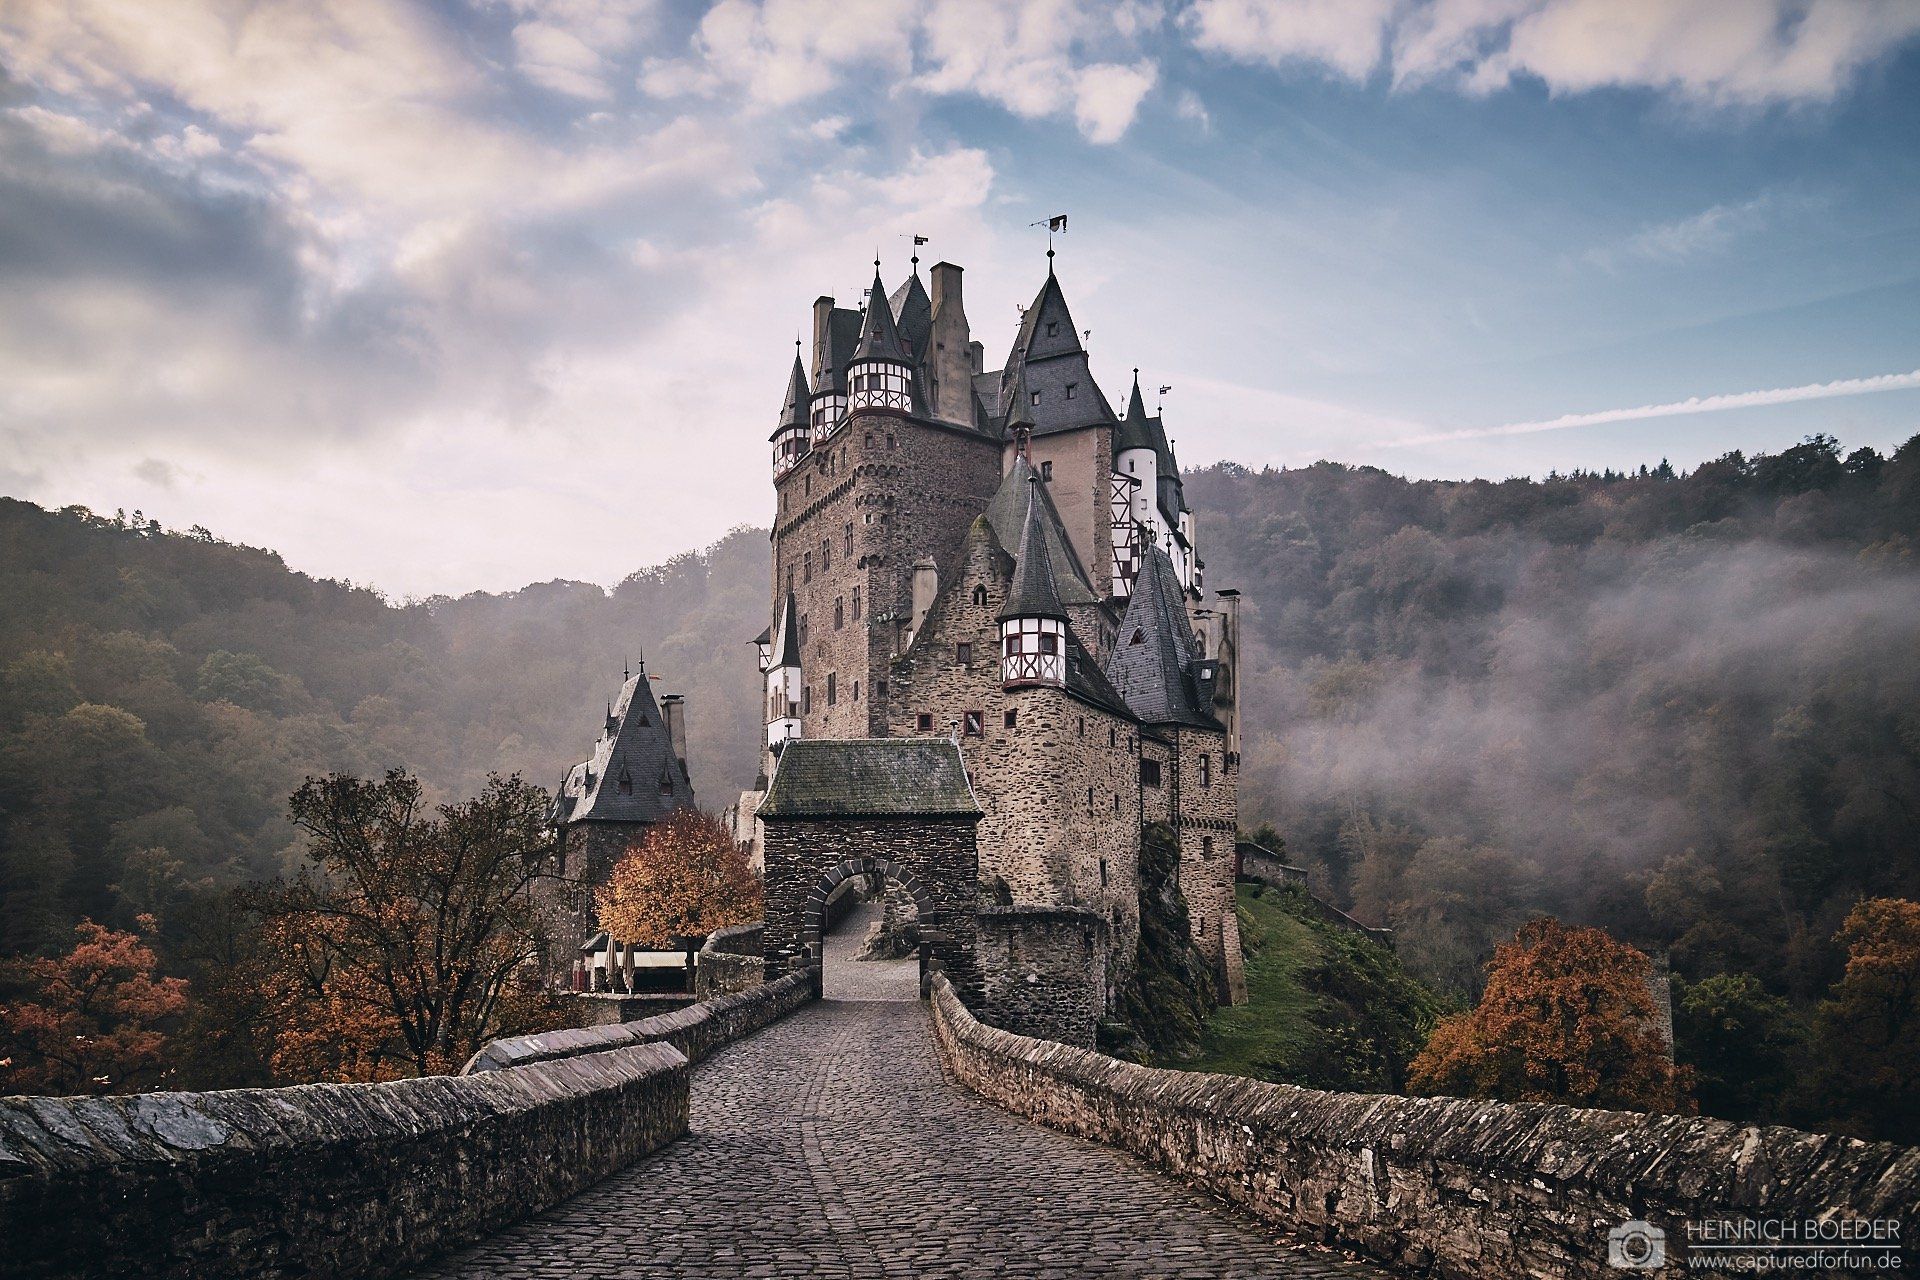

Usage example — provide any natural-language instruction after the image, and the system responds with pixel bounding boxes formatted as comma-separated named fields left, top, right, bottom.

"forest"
left=0, top=431, right=1914, bottom=1131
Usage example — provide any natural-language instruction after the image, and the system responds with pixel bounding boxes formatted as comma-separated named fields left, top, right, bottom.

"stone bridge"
left=417, top=903, right=1383, bottom=1280
left=4, top=903, right=1916, bottom=1280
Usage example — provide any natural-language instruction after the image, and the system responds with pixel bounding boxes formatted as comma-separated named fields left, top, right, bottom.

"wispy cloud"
left=1376, top=369, right=1920, bottom=448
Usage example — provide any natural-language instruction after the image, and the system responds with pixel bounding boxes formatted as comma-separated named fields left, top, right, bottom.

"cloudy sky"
left=3, top=0, right=1919, bottom=598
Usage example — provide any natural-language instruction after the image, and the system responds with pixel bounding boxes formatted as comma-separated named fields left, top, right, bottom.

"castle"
left=745, top=253, right=1247, bottom=1011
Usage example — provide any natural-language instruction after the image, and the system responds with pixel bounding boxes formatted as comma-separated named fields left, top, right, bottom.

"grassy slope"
left=1182, top=883, right=1448, bottom=1091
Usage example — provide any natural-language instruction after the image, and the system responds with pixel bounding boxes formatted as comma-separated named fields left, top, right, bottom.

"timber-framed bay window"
left=810, top=389, right=847, bottom=441
left=847, top=359, right=911, bottom=413
left=1000, top=616, right=1066, bottom=687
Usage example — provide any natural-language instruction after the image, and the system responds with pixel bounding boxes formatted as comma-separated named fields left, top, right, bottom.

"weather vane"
left=1028, top=213, right=1068, bottom=266
left=1158, top=384, right=1172, bottom=414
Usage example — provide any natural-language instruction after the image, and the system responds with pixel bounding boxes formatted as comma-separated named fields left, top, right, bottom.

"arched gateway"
left=757, top=739, right=981, bottom=999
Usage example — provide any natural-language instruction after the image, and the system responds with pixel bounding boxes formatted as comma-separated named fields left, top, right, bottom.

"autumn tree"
left=1408, top=917, right=1692, bottom=1112
left=250, top=770, right=560, bottom=1081
left=0, top=915, right=187, bottom=1095
left=597, top=809, right=761, bottom=948
left=1809, top=898, right=1920, bottom=1143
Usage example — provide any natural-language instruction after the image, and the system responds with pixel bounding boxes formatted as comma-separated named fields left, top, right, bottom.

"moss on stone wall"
left=1109, top=822, right=1217, bottom=1059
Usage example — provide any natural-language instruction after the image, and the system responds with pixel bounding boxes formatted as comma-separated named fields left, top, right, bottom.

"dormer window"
left=1030, top=390, right=1041, bottom=405
left=658, top=767, right=675, bottom=797
left=1130, top=627, right=1144, bottom=645
left=617, top=768, right=633, bottom=795
left=1041, top=461, right=1052, bottom=480
left=1065, top=383, right=1077, bottom=400
left=1046, top=322, right=1058, bottom=337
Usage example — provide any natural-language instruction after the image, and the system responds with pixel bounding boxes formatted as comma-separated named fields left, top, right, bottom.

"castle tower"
left=772, top=352, right=811, bottom=478
left=999, top=479, right=1069, bottom=689
left=764, top=591, right=803, bottom=753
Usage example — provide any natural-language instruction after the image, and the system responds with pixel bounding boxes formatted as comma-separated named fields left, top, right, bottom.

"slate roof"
left=854, top=269, right=912, bottom=364
left=1114, top=371, right=1155, bottom=454
left=813, top=306, right=865, bottom=394
left=758, top=739, right=982, bottom=818
left=770, top=353, right=809, bottom=439
left=984, top=456, right=1099, bottom=606
left=1062, top=630, right=1135, bottom=720
left=996, top=271, right=1120, bottom=438
left=1105, top=546, right=1220, bottom=729
left=770, top=592, right=801, bottom=668
left=553, top=668, right=695, bottom=826
left=889, top=272, right=932, bottom=363
left=999, top=480, right=1069, bottom=622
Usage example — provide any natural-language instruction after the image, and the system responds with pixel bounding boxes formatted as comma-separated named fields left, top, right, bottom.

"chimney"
left=909, top=558, right=939, bottom=642
left=661, top=694, right=689, bottom=772
left=811, top=296, right=835, bottom=384
left=969, top=339, right=984, bottom=375
left=928, top=263, right=973, bottom=427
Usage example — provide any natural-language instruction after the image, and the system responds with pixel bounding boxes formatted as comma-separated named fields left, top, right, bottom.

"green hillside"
left=1183, top=883, right=1451, bottom=1093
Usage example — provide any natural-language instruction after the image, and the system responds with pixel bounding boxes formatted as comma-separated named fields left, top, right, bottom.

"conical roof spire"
left=772, top=592, right=802, bottom=668
left=1004, top=365, right=1036, bottom=436
left=1115, top=367, right=1155, bottom=453
left=779, top=350, right=810, bottom=427
left=1127, top=369, right=1147, bottom=421
left=1000, top=481, right=1070, bottom=623
left=853, top=267, right=910, bottom=364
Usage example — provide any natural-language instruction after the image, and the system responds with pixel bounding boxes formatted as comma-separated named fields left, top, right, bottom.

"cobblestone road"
left=416, top=907, right=1392, bottom=1279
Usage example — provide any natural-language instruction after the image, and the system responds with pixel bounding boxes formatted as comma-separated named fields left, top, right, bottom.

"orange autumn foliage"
left=0, top=915, right=188, bottom=1095
left=596, top=809, right=761, bottom=948
left=1408, top=916, right=1693, bottom=1113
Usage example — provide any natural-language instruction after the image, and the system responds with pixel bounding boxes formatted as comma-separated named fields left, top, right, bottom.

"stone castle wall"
left=1017, top=425, right=1115, bottom=627
left=772, top=406, right=1000, bottom=740
left=1169, top=726, right=1242, bottom=1001
left=886, top=522, right=1141, bottom=999
left=976, top=906, right=1110, bottom=1047
left=929, top=975, right=1920, bottom=1280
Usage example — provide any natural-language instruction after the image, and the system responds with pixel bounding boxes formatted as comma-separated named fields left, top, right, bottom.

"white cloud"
left=1581, top=192, right=1796, bottom=271
left=1073, top=61, right=1158, bottom=144
left=1375, top=368, right=1920, bottom=448
left=1195, top=0, right=1920, bottom=105
left=1187, top=0, right=1397, bottom=81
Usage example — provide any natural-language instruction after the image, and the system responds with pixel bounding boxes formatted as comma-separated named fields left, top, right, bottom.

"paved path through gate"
left=414, top=905, right=1391, bottom=1279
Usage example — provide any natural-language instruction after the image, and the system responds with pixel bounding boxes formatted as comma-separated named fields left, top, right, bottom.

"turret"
left=999, top=478, right=1069, bottom=689
left=772, top=351, right=811, bottom=477
left=846, top=267, right=913, bottom=416
left=765, top=592, right=803, bottom=750
left=1115, top=369, right=1158, bottom=529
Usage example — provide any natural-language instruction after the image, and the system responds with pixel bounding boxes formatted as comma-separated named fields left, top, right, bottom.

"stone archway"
left=804, top=856, right=935, bottom=994
left=755, top=740, right=984, bottom=1000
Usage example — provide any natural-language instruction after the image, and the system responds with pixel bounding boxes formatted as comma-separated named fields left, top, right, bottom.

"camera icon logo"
left=1608, top=1220, right=1666, bottom=1270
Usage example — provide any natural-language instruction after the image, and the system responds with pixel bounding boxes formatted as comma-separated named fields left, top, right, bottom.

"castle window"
left=834, top=598, right=844, bottom=629
left=843, top=522, right=854, bottom=555
left=1199, top=753, right=1212, bottom=788
left=798, top=615, right=809, bottom=646
left=1041, top=460, right=1052, bottom=480
left=964, top=710, right=983, bottom=736
left=851, top=588, right=861, bottom=620
left=852, top=681, right=860, bottom=701
left=917, top=712, right=933, bottom=732
left=1046, top=321, right=1058, bottom=337
left=1086, top=787, right=1094, bottom=813
left=805, top=475, right=811, bottom=496
left=887, top=433, right=895, bottom=449
left=826, top=673, right=837, bottom=705
left=1100, top=858, right=1109, bottom=887
left=956, top=642, right=972, bottom=665
left=877, top=679, right=887, bottom=699
left=1128, top=734, right=1134, bottom=750
left=1077, top=716, right=1084, bottom=736
left=821, top=540, right=830, bottom=571
left=788, top=567, right=796, bottom=593
left=1065, top=383, right=1077, bottom=400
left=972, top=583, right=988, bottom=606
left=1203, top=836, right=1214, bottom=858
left=1031, top=390, right=1041, bottom=405
left=865, top=432, right=873, bottom=446
left=1113, top=793, right=1120, bottom=812
left=617, top=768, right=633, bottom=796
left=1141, top=758, right=1161, bottom=788
left=804, top=552, right=813, bottom=583
left=659, top=767, right=675, bottom=797
left=1038, top=633, right=1057, bottom=656
left=1108, top=726, right=1116, bottom=747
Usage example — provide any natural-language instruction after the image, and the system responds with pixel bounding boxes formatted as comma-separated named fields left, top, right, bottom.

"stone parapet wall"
left=464, top=969, right=815, bottom=1074
left=976, top=905, right=1109, bottom=1047
left=0, top=1042, right=688, bottom=1280
left=695, top=922, right=767, bottom=999
left=928, top=976, right=1920, bottom=1279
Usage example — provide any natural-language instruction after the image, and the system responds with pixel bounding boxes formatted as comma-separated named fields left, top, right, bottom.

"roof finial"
left=622, top=655, right=630, bottom=680
left=1029, top=214, right=1067, bottom=274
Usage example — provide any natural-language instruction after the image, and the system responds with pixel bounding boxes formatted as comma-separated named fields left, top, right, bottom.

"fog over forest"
left=2, top=433, right=1914, bottom=1012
